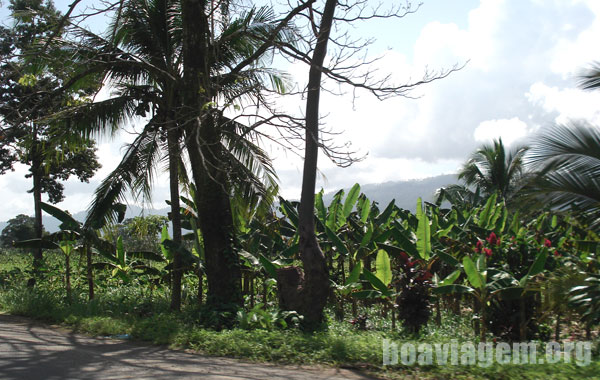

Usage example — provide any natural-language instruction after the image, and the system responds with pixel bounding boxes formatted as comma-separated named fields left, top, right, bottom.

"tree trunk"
left=168, top=127, right=183, bottom=311
left=31, top=165, right=43, bottom=285
left=435, top=296, right=442, bottom=326
left=250, top=273, right=255, bottom=308
left=519, top=297, right=527, bottom=341
left=181, top=0, right=242, bottom=311
left=554, top=312, right=561, bottom=341
left=277, top=0, right=337, bottom=329
left=86, top=243, right=94, bottom=300
left=187, top=129, right=242, bottom=308
left=473, top=298, right=481, bottom=339
left=197, top=269, right=203, bottom=306
left=65, top=253, right=71, bottom=303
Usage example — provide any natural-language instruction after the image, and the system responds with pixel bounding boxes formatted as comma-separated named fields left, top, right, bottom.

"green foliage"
left=570, top=273, right=600, bottom=326
left=0, top=214, right=40, bottom=247
left=456, top=138, right=529, bottom=204
left=375, top=249, right=392, bottom=286
left=236, top=303, right=302, bottom=330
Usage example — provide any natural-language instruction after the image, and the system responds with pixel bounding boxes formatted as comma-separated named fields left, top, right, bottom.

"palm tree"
left=524, top=61, right=600, bottom=224
left=61, top=0, right=289, bottom=310
left=578, top=62, right=600, bottom=91
left=177, top=1, right=303, bottom=311
left=58, top=0, right=189, bottom=309
left=526, top=122, right=600, bottom=220
left=434, top=184, right=484, bottom=209
left=457, top=138, right=529, bottom=204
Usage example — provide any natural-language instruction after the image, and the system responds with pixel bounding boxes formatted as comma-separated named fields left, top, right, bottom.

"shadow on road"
left=0, top=314, right=377, bottom=380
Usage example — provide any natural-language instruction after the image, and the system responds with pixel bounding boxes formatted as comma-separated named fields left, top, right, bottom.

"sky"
left=1, top=0, right=600, bottom=221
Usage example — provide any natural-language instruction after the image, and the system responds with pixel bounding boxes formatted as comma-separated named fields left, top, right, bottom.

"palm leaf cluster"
left=53, top=0, right=292, bottom=226
left=527, top=123, right=600, bottom=219
left=436, top=139, right=529, bottom=208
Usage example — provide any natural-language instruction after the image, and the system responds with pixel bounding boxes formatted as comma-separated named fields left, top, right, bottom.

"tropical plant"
left=62, top=0, right=287, bottom=312
left=455, top=138, right=529, bottom=205
left=14, top=229, right=80, bottom=302
left=93, top=235, right=164, bottom=283
left=569, top=272, right=600, bottom=327
left=33, top=201, right=126, bottom=300
left=526, top=123, right=600, bottom=225
left=236, top=303, right=302, bottom=330
left=177, top=0, right=299, bottom=313
left=578, top=62, right=600, bottom=90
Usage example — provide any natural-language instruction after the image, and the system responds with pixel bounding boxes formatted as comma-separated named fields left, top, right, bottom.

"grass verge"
left=0, top=286, right=598, bottom=380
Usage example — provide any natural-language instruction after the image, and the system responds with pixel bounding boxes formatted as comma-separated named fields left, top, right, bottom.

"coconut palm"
left=59, top=0, right=290, bottom=309
left=526, top=122, right=600, bottom=221
left=457, top=138, right=529, bottom=204
left=578, top=62, right=600, bottom=91
left=524, top=59, right=600, bottom=223
left=434, top=184, right=484, bottom=209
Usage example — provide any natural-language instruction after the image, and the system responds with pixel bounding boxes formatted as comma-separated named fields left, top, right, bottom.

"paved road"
left=0, top=314, right=375, bottom=380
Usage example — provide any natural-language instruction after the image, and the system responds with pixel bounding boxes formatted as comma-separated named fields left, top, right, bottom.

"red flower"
left=484, top=248, right=492, bottom=257
left=486, top=232, right=498, bottom=246
left=475, top=240, right=483, bottom=253
left=554, top=250, right=561, bottom=257
left=415, top=271, right=433, bottom=283
left=544, top=239, right=552, bottom=248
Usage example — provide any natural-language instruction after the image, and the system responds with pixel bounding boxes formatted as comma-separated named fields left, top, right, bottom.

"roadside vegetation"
left=0, top=0, right=600, bottom=379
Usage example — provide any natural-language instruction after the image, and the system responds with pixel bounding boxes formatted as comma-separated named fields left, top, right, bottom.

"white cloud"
left=270, top=0, right=600, bottom=200
left=473, top=117, right=531, bottom=146
left=549, top=0, right=600, bottom=77
left=526, top=82, right=600, bottom=124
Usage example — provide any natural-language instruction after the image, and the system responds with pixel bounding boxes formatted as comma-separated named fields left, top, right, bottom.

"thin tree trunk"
left=65, top=254, right=71, bottom=303
left=168, top=127, right=183, bottom=311
left=197, top=269, right=203, bottom=306
left=554, top=312, right=561, bottom=341
left=263, top=278, right=268, bottom=304
left=519, top=297, right=527, bottom=341
left=291, top=0, right=337, bottom=328
left=31, top=139, right=43, bottom=287
left=473, top=298, right=481, bottom=339
left=250, top=273, right=255, bottom=308
left=435, top=296, right=442, bottom=326
left=86, top=243, right=94, bottom=300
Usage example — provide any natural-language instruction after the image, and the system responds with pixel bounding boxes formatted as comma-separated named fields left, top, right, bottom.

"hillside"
left=0, top=174, right=459, bottom=233
left=322, top=174, right=458, bottom=211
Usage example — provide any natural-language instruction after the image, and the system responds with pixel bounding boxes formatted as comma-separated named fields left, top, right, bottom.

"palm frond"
left=578, top=62, right=600, bottom=91
left=528, top=122, right=600, bottom=177
left=459, top=138, right=529, bottom=201
left=86, top=122, right=162, bottom=226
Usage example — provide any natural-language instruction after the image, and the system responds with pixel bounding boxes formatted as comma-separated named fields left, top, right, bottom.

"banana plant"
left=15, top=230, right=79, bottom=302
left=36, top=201, right=125, bottom=300
left=434, top=246, right=549, bottom=340
left=93, top=235, right=163, bottom=283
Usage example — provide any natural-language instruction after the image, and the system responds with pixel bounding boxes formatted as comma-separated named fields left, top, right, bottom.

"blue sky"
left=1, top=0, right=600, bottom=220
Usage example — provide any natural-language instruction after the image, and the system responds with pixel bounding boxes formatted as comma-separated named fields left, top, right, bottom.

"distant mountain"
left=0, top=204, right=171, bottom=233
left=322, top=174, right=458, bottom=212
left=0, top=174, right=459, bottom=233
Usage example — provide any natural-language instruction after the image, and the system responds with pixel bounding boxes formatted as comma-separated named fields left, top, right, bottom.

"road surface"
left=0, top=314, right=375, bottom=380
